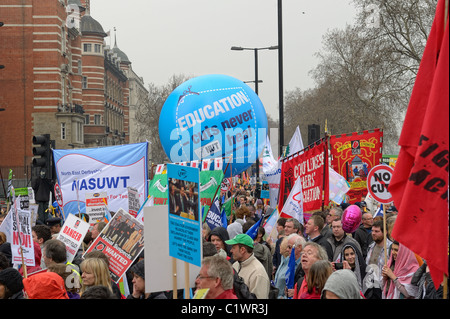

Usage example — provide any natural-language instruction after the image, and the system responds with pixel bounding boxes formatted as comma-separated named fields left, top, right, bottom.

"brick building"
left=0, top=0, right=147, bottom=190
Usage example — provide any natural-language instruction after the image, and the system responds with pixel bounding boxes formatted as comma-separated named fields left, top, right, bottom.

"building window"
left=83, top=43, right=92, bottom=52
left=76, top=121, right=83, bottom=143
left=85, top=114, right=90, bottom=125
left=61, top=75, right=66, bottom=105
left=94, top=114, right=101, bottom=125
left=61, top=123, right=66, bottom=140
left=94, top=44, right=102, bottom=53
left=78, top=60, right=82, bottom=74
left=82, top=76, right=88, bottom=89
left=61, top=27, right=66, bottom=54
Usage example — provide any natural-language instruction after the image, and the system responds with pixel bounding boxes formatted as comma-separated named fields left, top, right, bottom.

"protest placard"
left=11, top=202, right=34, bottom=267
left=85, top=192, right=108, bottom=226
left=367, top=165, right=394, bottom=204
left=84, top=208, right=144, bottom=283
left=127, top=186, right=140, bottom=217
left=167, top=164, right=202, bottom=268
left=57, top=214, right=89, bottom=263
left=144, top=205, right=200, bottom=295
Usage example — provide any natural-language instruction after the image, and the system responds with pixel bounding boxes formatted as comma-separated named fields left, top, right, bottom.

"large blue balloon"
left=158, top=74, right=268, bottom=176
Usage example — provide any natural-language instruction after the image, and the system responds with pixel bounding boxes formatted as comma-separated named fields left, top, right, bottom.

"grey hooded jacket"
left=322, top=269, right=364, bottom=299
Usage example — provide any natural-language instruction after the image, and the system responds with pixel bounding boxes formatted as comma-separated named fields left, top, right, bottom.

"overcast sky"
left=90, top=0, right=358, bottom=119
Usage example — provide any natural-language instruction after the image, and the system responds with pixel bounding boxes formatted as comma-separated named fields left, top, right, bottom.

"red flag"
left=390, top=0, right=449, bottom=290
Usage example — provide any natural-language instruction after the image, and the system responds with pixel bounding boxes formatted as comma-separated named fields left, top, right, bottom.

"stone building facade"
left=0, top=0, right=146, bottom=186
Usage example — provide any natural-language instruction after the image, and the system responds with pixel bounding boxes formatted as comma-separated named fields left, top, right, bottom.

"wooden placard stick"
left=184, top=261, right=190, bottom=299
left=172, top=258, right=178, bottom=299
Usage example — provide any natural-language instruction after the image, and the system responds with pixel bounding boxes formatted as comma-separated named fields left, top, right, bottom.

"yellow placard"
left=193, top=288, right=210, bottom=299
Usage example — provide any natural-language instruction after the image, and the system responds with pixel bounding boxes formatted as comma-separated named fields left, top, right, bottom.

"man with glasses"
left=323, top=207, right=343, bottom=239
left=353, top=212, right=374, bottom=259
left=195, top=255, right=237, bottom=299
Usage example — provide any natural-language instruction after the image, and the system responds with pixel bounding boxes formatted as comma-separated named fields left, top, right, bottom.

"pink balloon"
left=341, top=205, right=362, bottom=233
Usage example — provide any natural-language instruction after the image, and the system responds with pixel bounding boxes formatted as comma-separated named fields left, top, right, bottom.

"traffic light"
left=307, top=124, right=321, bottom=146
left=32, top=134, right=52, bottom=179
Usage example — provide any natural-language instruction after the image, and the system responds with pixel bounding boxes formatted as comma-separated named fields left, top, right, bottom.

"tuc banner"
left=329, top=129, right=383, bottom=203
left=279, top=139, right=329, bottom=217
left=53, top=143, right=148, bottom=217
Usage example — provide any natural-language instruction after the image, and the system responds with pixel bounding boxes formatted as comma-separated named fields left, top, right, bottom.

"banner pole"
left=444, top=274, right=448, bottom=299
left=136, top=195, right=151, bottom=217
left=21, top=247, right=27, bottom=278
left=383, top=204, right=388, bottom=265
left=75, top=178, right=81, bottom=216
left=322, top=136, right=329, bottom=210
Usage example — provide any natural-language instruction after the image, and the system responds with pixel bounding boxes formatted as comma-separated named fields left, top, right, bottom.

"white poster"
left=57, top=214, right=90, bottom=263
left=127, top=186, right=140, bottom=218
left=144, top=205, right=200, bottom=294
left=11, top=204, right=34, bottom=267
left=85, top=192, right=108, bottom=226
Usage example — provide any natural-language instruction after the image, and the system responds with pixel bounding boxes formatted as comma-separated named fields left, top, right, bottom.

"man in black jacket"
left=304, top=214, right=333, bottom=261
left=353, top=212, right=374, bottom=259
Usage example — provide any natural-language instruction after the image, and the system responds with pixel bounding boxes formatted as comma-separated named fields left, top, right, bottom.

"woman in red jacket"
left=298, top=260, right=332, bottom=299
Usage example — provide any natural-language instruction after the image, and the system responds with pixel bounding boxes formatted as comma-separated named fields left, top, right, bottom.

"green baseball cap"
left=225, top=234, right=254, bottom=249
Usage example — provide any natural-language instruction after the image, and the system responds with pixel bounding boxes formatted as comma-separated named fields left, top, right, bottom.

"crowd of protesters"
left=0, top=179, right=447, bottom=300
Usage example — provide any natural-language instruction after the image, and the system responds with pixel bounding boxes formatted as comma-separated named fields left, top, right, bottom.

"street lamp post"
left=230, top=46, right=278, bottom=96
left=278, top=0, right=284, bottom=158
left=231, top=45, right=278, bottom=185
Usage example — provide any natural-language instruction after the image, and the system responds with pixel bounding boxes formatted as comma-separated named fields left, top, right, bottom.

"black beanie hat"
left=130, top=260, right=145, bottom=280
left=0, top=268, right=24, bottom=295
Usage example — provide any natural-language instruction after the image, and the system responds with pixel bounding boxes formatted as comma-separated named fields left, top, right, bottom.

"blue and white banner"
left=204, top=197, right=223, bottom=231
left=53, top=143, right=148, bottom=218
left=374, top=204, right=384, bottom=218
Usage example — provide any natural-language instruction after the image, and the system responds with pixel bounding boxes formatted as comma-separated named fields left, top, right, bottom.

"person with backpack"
left=226, top=234, right=270, bottom=299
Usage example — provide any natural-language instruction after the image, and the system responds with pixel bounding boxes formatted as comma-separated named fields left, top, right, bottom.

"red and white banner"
left=280, top=176, right=304, bottom=222
left=279, top=139, right=329, bottom=217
